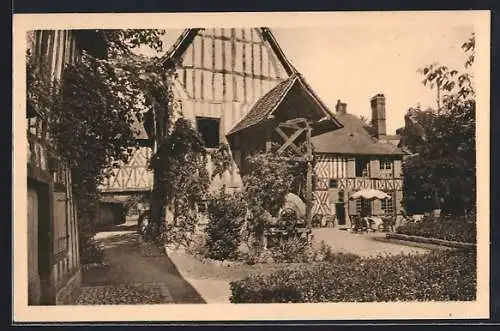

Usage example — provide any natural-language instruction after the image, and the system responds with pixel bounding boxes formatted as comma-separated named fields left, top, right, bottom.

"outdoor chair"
left=381, top=216, right=396, bottom=232
left=349, top=215, right=368, bottom=233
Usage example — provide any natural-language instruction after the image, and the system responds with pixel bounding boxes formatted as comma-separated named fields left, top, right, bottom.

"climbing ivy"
left=148, top=118, right=210, bottom=245
left=27, top=30, right=168, bottom=254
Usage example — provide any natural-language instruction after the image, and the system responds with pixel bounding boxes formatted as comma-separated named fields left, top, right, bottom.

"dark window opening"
left=338, top=190, right=344, bottom=202
left=329, top=179, right=338, bottom=189
left=198, top=201, right=208, bottom=214
left=196, top=117, right=220, bottom=148
left=355, top=157, right=370, bottom=177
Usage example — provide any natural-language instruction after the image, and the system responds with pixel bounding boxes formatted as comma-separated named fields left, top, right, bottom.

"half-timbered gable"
left=162, top=28, right=300, bottom=191
left=99, top=28, right=296, bottom=194
left=99, top=118, right=154, bottom=194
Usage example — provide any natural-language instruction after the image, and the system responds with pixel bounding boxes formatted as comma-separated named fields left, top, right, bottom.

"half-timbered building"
left=99, top=28, right=404, bottom=229
left=99, top=28, right=326, bottom=196
left=311, top=96, right=405, bottom=227
left=26, top=30, right=106, bottom=305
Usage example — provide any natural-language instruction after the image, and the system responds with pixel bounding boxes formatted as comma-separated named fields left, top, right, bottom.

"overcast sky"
left=137, top=23, right=473, bottom=134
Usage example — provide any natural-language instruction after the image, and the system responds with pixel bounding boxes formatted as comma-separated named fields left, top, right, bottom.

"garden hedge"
left=229, top=249, right=476, bottom=303
left=396, top=216, right=476, bottom=243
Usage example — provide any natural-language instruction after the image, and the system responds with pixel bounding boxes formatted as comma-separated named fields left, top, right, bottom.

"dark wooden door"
left=28, top=186, right=40, bottom=305
left=335, top=202, right=346, bottom=225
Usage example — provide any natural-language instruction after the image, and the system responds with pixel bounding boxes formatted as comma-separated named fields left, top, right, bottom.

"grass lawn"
left=165, top=228, right=450, bottom=303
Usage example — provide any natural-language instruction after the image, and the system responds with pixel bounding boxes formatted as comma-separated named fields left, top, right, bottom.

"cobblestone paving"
left=76, top=284, right=165, bottom=305
left=75, top=220, right=204, bottom=305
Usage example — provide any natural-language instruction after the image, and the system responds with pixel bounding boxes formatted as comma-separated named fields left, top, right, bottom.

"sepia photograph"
left=13, top=11, right=490, bottom=322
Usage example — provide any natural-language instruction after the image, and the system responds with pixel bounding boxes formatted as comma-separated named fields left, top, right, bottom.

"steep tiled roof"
left=227, top=77, right=297, bottom=135
left=227, top=74, right=343, bottom=136
left=311, top=113, right=405, bottom=156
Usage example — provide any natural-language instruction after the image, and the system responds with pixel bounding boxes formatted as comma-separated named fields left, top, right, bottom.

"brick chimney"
left=335, top=99, right=347, bottom=114
left=370, top=93, right=386, bottom=138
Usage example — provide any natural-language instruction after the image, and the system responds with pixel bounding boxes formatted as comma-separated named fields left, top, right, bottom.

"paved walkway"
left=75, top=221, right=205, bottom=305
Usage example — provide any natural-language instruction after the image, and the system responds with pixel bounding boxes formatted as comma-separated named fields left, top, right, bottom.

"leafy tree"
left=27, top=29, right=169, bottom=258
left=400, top=33, right=475, bottom=216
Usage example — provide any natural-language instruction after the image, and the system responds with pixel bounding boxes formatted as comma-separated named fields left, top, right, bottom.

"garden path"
left=311, top=228, right=447, bottom=257
left=75, top=219, right=205, bottom=305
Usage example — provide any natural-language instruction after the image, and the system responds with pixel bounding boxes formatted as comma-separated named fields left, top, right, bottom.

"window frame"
left=195, top=116, right=221, bottom=149
left=381, top=192, right=394, bottom=214
left=355, top=157, right=370, bottom=177
left=379, top=157, right=393, bottom=170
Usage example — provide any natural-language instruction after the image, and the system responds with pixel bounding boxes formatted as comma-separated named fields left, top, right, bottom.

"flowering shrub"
left=268, top=236, right=310, bottom=263
left=396, top=215, right=476, bottom=243
left=229, top=249, right=476, bottom=303
left=204, top=189, right=248, bottom=261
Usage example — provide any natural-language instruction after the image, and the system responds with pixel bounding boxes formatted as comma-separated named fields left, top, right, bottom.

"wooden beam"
left=191, top=38, right=196, bottom=98
left=181, top=65, right=281, bottom=82
left=275, top=127, right=302, bottom=154
left=278, top=118, right=310, bottom=130
left=231, top=28, right=237, bottom=101
left=250, top=28, right=255, bottom=102
left=276, top=126, right=304, bottom=155
left=242, top=29, right=247, bottom=103
left=201, top=32, right=264, bottom=45
left=305, top=127, right=313, bottom=229
left=200, top=35, right=205, bottom=100
left=259, top=30, right=264, bottom=96
left=284, top=118, right=309, bottom=125
left=278, top=122, right=301, bottom=130
left=222, top=30, right=227, bottom=101
left=211, top=29, right=216, bottom=100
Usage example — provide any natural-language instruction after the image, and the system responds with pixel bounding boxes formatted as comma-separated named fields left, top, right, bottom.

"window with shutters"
left=53, top=191, right=69, bottom=257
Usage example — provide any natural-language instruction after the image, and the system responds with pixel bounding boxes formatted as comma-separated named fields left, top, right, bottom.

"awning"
left=349, top=189, right=391, bottom=201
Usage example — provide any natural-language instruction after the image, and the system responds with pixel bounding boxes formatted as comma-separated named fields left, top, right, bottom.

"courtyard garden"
left=68, top=29, right=477, bottom=305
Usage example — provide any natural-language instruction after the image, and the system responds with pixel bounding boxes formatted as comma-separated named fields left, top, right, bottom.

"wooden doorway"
left=28, top=180, right=55, bottom=305
left=335, top=202, right=346, bottom=225
left=27, top=186, right=40, bottom=305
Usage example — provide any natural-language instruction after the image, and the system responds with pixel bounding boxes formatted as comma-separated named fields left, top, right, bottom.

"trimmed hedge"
left=396, top=216, right=476, bottom=243
left=229, top=250, right=476, bottom=303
